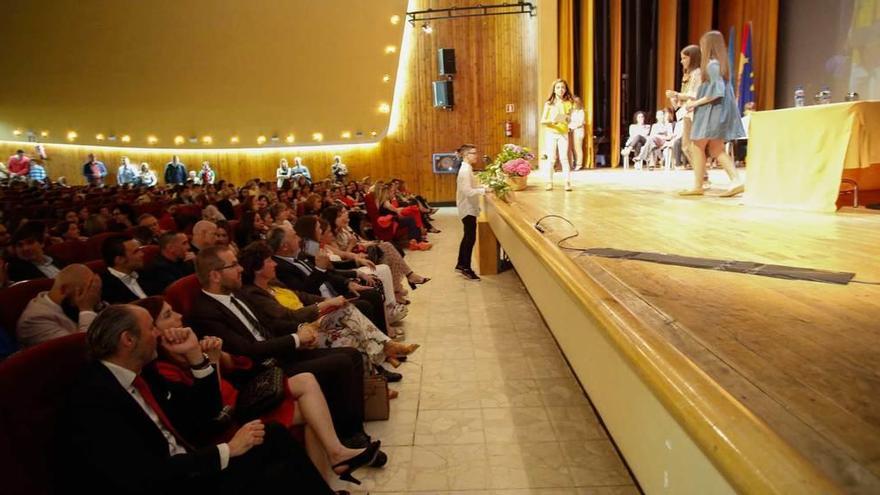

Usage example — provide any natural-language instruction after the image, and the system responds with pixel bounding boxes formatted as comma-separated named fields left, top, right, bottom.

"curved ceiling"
left=0, top=0, right=407, bottom=148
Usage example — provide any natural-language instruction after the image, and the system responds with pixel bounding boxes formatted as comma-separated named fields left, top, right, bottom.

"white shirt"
left=569, top=109, right=585, bottom=130
left=201, top=290, right=300, bottom=348
left=108, top=267, right=148, bottom=299
left=277, top=254, right=336, bottom=299
left=456, top=161, right=485, bottom=219
left=99, top=360, right=230, bottom=469
left=34, top=255, right=61, bottom=278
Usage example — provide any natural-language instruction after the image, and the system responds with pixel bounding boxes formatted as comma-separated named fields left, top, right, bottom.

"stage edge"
left=484, top=195, right=839, bottom=495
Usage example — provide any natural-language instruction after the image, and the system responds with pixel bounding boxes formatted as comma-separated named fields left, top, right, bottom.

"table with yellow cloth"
left=744, top=101, right=880, bottom=212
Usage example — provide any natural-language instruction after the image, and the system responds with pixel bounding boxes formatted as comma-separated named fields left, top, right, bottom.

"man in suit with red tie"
left=58, top=304, right=334, bottom=494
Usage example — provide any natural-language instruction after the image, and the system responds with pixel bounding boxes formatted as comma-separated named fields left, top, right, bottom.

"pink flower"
left=502, top=158, right=532, bottom=177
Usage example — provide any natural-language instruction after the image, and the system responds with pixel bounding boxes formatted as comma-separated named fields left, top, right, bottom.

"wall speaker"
left=433, top=80, right=454, bottom=108
left=438, top=48, right=456, bottom=75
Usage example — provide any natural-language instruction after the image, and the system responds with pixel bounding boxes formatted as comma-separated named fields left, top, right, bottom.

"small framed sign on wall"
left=432, top=152, right=460, bottom=174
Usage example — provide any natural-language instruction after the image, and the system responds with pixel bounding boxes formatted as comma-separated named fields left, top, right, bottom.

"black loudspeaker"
left=438, top=48, right=456, bottom=75
left=432, top=80, right=454, bottom=108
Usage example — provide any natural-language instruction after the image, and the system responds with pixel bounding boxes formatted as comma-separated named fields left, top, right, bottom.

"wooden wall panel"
left=656, top=0, right=679, bottom=109
left=610, top=0, right=622, bottom=168
left=688, top=0, right=715, bottom=45
left=0, top=0, right=538, bottom=202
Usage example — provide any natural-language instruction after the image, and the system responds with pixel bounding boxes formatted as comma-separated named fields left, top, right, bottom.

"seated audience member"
left=215, top=190, right=237, bottom=220
left=324, top=206, right=430, bottom=303
left=134, top=296, right=383, bottom=484
left=269, top=225, right=389, bottom=334
left=140, top=232, right=195, bottom=295
left=215, top=220, right=240, bottom=256
left=202, top=204, right=226, bottom=222
left=83, top=213, right=109, bottom=236
left=270, top=202, right=293, bottom=229
left=137, top=213, right=164, bottom=243
left=620, top=111, right=651, bottom=164
left=100, top=235, right=148, bottom=303
left=373, top=182, right=431, bottom=250
left=635, top=109, right=675, bottom=169
left=7, top=222, right=62, bottom=282
left=191, top=220, right=219, bottom=254
left=0, top=222, right=12, bottom=259
left=238, top=242, right=417, bottom=379
left=58, top=305, right=337, bottom=494
left=16, top=264, right=102, bottom=348
left=187, top=246, right=374, bottom=449
left=235, top=210, right=268, bottom=247
left=53, top=220, right=88, bottom=242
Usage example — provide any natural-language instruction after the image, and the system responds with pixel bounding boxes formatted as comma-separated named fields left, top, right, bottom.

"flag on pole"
left=728, top=25, right=737, bottom=85
left=737, top=22, right=754, bottom=113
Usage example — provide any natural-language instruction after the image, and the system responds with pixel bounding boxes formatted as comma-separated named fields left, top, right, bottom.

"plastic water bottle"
left=794, top=86, right=805, bottom=107
left=819, top=86, right=832, bottom=104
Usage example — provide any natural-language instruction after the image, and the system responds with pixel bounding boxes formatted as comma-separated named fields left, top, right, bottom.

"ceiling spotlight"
left=390, top=15, right=400, bottom=25
left=257, top=135, right=267, bottom=145
left=174, top=135, right=185, bottom=145
left=67, top=131, right=78, bottom=141
left=202, top=136, right=213, bottom=145
left=95, top=133, right=105, bottom=141
left=12, top=129, right=22, bottom=136
left=341, top=131, right=352, bottom=139
left=421, top=23, right=433, bottom=34
left=384, top=45, right=397, bottom=54
left=147, top=135, right=158, bottom=145
left=370, top=131, right=378, bottom=137
left=285, top=134, right=295, bottom=144
left=312, top=133, right=324, bottom=142
left=230, top=136, right=240, bottom=144
left=121, top=135, right=131, bottom=143
left=378, top=102, right=391, bottom=114
left=40, top=130, right=49, bottom=137
left=382, top=74, right=391, bottom=83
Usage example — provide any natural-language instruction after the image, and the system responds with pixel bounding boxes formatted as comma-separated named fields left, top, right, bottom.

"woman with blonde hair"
left=540, top=78, right=574, bottom=191
left=139, top=162, right=158, bottom=186
left=681, top=31, right=745, bottom=197
left=666, top=44, right=702, bottom=169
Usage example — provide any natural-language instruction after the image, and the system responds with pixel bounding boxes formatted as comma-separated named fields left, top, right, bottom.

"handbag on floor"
left=363, top=375, right=390, bottom=421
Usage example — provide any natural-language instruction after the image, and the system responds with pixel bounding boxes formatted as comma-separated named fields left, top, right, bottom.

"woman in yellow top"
left=540, top=79, right=574, bottom=191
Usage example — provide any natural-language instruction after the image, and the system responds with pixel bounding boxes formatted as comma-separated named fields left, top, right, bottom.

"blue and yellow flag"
left=737, top=22, right=754, bottom=113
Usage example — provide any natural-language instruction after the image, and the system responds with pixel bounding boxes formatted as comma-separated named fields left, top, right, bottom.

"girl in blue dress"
left=680, top=31, right=746, bottom=197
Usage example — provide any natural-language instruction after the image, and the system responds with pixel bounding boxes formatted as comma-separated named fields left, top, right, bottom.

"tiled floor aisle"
left=339, top=209, right=639, bottom=495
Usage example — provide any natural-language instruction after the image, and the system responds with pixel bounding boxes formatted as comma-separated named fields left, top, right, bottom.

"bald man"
left=190, top=220, right=218, bottom=254
left=16, top=264, right=103, bottom=347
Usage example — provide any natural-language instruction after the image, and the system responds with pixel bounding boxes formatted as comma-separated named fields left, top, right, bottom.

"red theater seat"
left=165, top=274, right=201, bottom=317
left=139, top=244, right=160, bottom=266
left=84, top=259, right=106, bottom=274
left=0, top=278, right=55, bottom=337
left=46, top=240, right=90, bottom=266
left=0, top=333, right=88, bottom=495
left=83, top=232, right=122, bottom=261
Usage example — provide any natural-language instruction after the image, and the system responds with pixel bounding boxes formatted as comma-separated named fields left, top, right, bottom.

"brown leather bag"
left=363, top=375, right=389, bottom=421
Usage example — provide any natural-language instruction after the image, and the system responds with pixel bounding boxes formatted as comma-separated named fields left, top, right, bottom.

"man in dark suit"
left=100, top=235, right=148, bottom=304
left=187, top=245, right=375, bottom=450
left=59, top=304, right=334, bottom=495
left=7, top=221, right=62, bottom=283
left=267, top=226, right=389, bottom=333
left=140, top=232, right=195, bottom=295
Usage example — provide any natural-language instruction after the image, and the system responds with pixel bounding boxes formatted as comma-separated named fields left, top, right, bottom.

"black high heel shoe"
left=333, top=440, right=382, bottom=485
left=408, top=276, right=431, bottom=290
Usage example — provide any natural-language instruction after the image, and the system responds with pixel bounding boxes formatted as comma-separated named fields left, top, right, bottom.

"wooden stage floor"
left=505, top=168, right=880, bottom=494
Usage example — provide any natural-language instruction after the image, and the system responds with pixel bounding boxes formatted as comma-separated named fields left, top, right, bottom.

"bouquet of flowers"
left=477, top=144, right=536, bottom=199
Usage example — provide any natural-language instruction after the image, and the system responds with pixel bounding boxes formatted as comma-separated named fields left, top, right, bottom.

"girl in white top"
left=139, top=163, right=158, bottom=187
left=666, top=44, right=702, bottom=168
left=540, top=78, right=574, bottom=191
left=569, top=97, right=587, bottom=170
left=276, top=158, right=291, bottom=188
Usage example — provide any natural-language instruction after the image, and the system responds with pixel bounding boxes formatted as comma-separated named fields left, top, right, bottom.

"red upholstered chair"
left=0, top=333, right=89, bottom=495
left=164, top=274, right=201, bottom=317
left=84, top=259, right=106, bottom=274
left=46, top=240, right=90, bottom=266
left=364, top=192, right=400, bottom=242
left=0, top=278, right=54, bottom=338
left=83, top=232, right=122, bottom=261
left=139, top=244, right=160, bottom=267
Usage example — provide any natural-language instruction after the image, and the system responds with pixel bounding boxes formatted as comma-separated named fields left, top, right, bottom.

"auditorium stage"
left=484, top=168, right=880, bottom=494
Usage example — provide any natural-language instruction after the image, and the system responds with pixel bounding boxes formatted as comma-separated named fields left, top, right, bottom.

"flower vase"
left=507, top=175, right=528, bottom=191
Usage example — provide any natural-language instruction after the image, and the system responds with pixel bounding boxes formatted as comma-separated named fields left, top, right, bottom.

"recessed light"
left=67, top=131, right=78, bottom=141
left=378, top=102, right=391, bottom=113
left=95, top=133, right=105, bottom=141
left=384, top=45, right=397, bottom=54
left=382, top=74, right=391, bottom=83
left=40, top=130, right=49, bottom=137
left=202, top=136, right=213, bottom=145
left=257, top=135, right=267, bottom=145
left=285, top=134, right=295, bottom=144
left=312, top=132, right=324, bottom=142
left=147, top=136, right=158, bottom=144
left=390, top=15, right=400, bottom=25
left=12, top=129, right=22, bottom=136
left=174, top=136, right=185, bottom=145
left=230, top=136, right=240, bottom=144
left=121, top=135, right=131, bottom=143
left=370, top=131, right=378, bottom=137
left=341, top=131, right=352, bottom=139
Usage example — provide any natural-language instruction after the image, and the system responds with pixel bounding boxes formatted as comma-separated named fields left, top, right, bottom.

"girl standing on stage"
left=570, top=97, right=587, bottom=170
left=540, top=79, right=573, bottom=191
left=666, top=44, right=702, bottom=170
left=681, top=31, right=745, bottom=197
